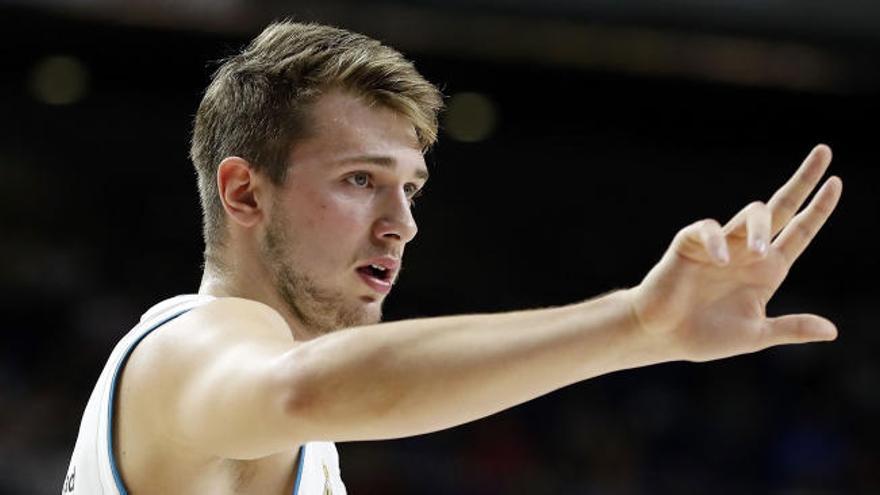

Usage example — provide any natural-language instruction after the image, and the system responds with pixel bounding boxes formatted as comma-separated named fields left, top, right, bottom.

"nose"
left=373, top=188, right=418, bottom=244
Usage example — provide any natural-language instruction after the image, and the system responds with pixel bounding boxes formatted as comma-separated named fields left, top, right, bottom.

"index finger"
left=767, top=144, right=833, bottom=236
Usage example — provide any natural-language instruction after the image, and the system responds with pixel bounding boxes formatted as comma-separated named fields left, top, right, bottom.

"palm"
left=632, top=145, right=842, bottom=362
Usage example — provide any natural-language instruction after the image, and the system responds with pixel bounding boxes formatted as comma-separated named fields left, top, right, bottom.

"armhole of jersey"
left=292, top=444, right=306, bottom=495
left=105, top=308, right=197, bottom=495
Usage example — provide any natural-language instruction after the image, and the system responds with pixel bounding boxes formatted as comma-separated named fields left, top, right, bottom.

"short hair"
left=190, top=20, right=443, bottom=251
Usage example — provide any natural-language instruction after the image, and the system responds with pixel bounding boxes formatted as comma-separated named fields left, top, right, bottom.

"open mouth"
left=357, top=263, right=392, bottom=283
left=355, top=258, right=398, bottom=295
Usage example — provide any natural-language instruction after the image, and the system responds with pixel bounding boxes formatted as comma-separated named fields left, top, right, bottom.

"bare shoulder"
left=117, top=299, right=301, bottom=485
left=146, top=297, right=292, bottom=354
left=184, top=296, right=292, bottom=338
left=120, top=297, right=295, bottom=426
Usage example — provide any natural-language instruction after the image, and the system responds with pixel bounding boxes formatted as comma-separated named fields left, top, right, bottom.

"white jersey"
left=62, top=294, right=347, bottom=495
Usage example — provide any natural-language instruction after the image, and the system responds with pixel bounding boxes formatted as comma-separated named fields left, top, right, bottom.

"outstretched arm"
left=282, top=145, right=841, bottom=441
left=153, top=144, right=840, bottom=459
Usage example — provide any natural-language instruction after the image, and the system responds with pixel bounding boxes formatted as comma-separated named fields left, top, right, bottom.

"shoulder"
left=144, top=296, right=294, bottom=351
left=180, top=297, right=293, bottom=341
left=122, top=297, right=294, bottom=408
left=115, top=298, right=299, bottom=472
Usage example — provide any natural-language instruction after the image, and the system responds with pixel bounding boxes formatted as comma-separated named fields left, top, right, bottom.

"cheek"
left=295, top=190, right=372, bottom=245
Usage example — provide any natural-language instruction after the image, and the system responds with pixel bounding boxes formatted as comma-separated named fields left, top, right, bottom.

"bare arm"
left=145, top=144, right=840, bottom=460
left=142, top=288, right=645, bottom=459
left=280, top=289, right=651, bottom=442
left=280, top=145, right=842, bottom=443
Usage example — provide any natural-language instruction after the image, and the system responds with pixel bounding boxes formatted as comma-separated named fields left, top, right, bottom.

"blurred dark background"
left=1, top=0, right=878, bottom=493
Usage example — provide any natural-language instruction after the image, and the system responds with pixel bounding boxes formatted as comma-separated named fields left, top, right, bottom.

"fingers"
left=673, top=144, right=836, bottom=268
left=761, top=313, right=837, bottom=347
left=675, top=219, right=730, bottom=265
left=722, top=201, right=771, bottom=257
left=773, top=176, right=842, bottom=266
left=767, top=144, right=833, bottom=236
left=698, top=220, right=730, bottom=265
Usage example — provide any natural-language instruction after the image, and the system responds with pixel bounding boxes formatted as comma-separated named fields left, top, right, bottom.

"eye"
left=404, top=183, right=424, bottom=206
left=346, top=172, right=371, bottom=188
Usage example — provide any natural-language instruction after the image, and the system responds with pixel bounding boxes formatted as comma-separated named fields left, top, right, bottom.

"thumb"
left=762, top=314, right=838, bottom=346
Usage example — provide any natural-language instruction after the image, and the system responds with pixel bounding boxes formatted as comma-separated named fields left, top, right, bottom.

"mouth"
left=355, top=257, right=399, bottom=295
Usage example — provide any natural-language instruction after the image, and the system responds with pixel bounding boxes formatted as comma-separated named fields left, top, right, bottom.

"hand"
left=630, top=144, right=842, bottom=362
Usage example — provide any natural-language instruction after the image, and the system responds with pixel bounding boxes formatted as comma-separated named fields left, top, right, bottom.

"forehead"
left=289, top=89, right=425, bottom=170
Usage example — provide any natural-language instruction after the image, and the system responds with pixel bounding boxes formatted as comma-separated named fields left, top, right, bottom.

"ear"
left=217, top=156, right=264, bottom=229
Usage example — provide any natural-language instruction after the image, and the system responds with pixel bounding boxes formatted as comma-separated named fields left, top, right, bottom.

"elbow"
left=281, top=380, right=320, bottom=425
left=277, top=339, right=402, bottom=438
left=277, top=342, right=354, bottom=431
left=278, top=348, right=322, bottom=424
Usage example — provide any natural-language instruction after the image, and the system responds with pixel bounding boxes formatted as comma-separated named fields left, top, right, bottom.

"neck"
left=198, top=253, right=319, bottom=341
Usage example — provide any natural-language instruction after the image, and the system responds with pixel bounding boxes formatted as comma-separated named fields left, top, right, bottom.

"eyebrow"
left=339, top=154, right=429, bottom=181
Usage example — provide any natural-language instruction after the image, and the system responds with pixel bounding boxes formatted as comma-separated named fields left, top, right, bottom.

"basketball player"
left=62, top=21, right=843, bottom=494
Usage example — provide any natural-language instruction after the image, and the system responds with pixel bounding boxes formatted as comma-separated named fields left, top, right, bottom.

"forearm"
left=285, top=288, right=669, bottom=442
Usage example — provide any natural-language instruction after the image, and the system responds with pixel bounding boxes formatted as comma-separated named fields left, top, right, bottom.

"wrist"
left=615, top=286, right=683, bottom=367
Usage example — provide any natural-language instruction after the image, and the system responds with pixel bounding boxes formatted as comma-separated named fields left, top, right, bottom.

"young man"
left=63, top=21, right=842, bottom=494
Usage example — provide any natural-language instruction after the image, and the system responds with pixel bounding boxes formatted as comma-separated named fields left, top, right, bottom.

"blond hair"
left=190, top=21, right=443, bottom=250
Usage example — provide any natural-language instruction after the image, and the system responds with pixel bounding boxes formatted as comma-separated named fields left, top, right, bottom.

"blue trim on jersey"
left=292, top=444, right=306, bottom=495
left=106, top=308, right=195, bottom=495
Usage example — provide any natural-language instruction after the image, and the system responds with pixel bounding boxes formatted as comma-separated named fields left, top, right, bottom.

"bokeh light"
left=444, top=91, right=498, bottom=143
left=28, top=55, right=89, bottom=105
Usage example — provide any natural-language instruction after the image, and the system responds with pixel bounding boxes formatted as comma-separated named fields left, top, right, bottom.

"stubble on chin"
left=261, top=215, right=382, bottom=336
left=275, top=262, right=381, bottom=335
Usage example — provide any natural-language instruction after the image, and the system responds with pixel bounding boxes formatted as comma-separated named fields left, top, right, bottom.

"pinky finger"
left=773, top=176, right=842, bottom=267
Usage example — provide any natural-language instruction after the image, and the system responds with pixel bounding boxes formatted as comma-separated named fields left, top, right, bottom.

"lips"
left=355, top=256, right=400, bottom=295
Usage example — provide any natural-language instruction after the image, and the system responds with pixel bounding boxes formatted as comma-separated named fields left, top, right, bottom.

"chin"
left=354, top=297, right=384, bottom=325
left=359, top=299, right=382, bottom=325
left=324, top=295, right=382, bottom=331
